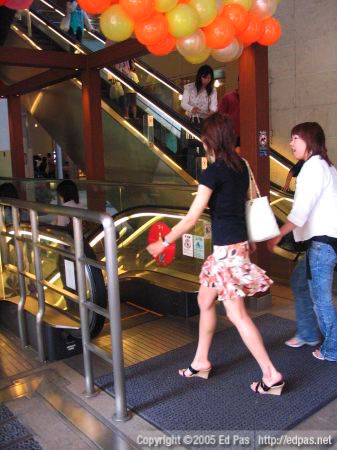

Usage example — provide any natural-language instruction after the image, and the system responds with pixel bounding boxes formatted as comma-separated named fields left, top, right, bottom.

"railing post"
left=73, top=217, right=95, bottom=396
left=103, top=216, right=129, bottom=421
left=29, top=210, right=46, bottom=362
left=12, top=206, right=28, bottom=348
left=0, top=207, right=9, bottom=265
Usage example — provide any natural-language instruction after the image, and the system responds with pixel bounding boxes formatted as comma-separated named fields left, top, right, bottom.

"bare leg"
left=223, top=297, right=283, bottom=390
left=179, top=285, right=218, bottom=376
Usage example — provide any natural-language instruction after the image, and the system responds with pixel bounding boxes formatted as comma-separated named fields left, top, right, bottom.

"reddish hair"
left=201, top=113, right=242, bottom=172
left=291, top=122, right=332, bottom=166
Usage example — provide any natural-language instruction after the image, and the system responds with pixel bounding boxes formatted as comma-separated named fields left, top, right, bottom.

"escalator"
left=1, top=4, right=200, bottom=185
left=2, top=0, right=295, bottom=189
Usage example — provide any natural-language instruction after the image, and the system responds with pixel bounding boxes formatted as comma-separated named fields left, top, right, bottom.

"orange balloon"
left=178, top=0, right=189, bottom=3
left=135, top=13, right=169, bottom=45
left=120, top=0, right=155, bottom=21
left=202, top=15, right=235, bottom=49
left=78, top=0, right=112, bottom=14
left=147, top=33, right=176, bottom=54
left=221, top=3, right=249, bottom=34
left=258, top=17, right=282, bottom=46
left=236, top=12, right=263, bottom=45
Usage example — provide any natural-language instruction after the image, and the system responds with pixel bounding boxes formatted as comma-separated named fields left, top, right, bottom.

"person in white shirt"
left=56, top=180, right=86, bottom=227
left=181, top=65, right=218, bottom=124
left=268, top=122, right=337, bottom=362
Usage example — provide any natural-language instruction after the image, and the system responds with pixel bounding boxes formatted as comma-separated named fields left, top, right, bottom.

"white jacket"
left=181, top=83, right=217, bottom=119
left=288, top=155, right=337, bottom=241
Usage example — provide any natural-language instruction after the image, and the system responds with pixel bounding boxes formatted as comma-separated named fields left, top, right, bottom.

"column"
left=7, top=95, right=25, bottom=178
left=239, top=44, right=271, bottom=273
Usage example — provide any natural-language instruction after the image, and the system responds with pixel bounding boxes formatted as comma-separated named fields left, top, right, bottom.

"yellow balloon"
left=166, top=4, right=200, bottom=39
left=155, top=0, right=177, bottom=13
left=184, top=47, right=211, bottom=64
left=223, top=0, right=252, bottom=10
left=100, top=5, right=134, bottom=42
left=189, top=0, right=217, bottom=27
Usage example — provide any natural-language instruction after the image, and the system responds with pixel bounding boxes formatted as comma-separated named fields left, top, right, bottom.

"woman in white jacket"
left=268, top=122, right=337, bottom=362
left=181, top=65, right=218, bottom=125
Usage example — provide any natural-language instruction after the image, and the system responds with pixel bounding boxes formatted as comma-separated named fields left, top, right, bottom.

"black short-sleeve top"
left=199, top=158, right=249, bottom=245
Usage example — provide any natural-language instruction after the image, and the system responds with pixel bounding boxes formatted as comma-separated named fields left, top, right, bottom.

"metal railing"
left=0, top=197, right=129, bottom=422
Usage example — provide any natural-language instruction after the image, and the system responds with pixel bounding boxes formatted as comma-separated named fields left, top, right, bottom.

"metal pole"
left=12, top=206, right=28, bottom=348
left=0, top=207, right=8, bottom=266
left=73, top=217, right=95, bottom=396
left=55, top=143, right=63, bottom=179
left=30, top=210, right=46, bottom=362
left=103, top=216, right=129, bottom=421
left=26, top=9, right=32, bottom=37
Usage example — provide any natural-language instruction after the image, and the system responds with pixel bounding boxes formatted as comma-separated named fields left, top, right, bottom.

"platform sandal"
left=179, top=365, right=211, bottom=380
left=253, top=379, right=285, bottom=396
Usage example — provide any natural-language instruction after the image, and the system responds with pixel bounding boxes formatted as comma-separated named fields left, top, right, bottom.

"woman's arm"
left=209, top=89, right=218, bottom=113
left=181, top=85, right=193, bottom=113
left=267, top=220, right=297, bottom=251
left=147, top=184, right=213, bottom=258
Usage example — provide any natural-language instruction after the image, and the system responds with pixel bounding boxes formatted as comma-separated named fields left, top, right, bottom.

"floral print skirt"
left=199, top=241, right=273, bottom=302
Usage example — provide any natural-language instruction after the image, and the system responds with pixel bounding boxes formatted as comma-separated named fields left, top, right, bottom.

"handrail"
left=0, top=197, right=129, bottom=422
left=25, top=6, right=201, bottom=141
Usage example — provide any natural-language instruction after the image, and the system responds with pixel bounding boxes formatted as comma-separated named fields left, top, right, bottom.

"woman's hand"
left=147, top=240, right=165, bottom=258
left=267, top=235, right=282, bottom=252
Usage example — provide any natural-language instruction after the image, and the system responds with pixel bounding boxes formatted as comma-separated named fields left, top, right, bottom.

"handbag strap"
left=243, top=158, right=261, bottom=199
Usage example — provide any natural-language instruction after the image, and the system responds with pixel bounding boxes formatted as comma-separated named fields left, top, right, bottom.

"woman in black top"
left=147, top=113, right=284, bottom=395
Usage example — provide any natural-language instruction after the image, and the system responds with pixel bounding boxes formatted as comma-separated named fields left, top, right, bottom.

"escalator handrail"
left=25, top=6, right=202, bottom=140
left=132, top=58, right=183, bottom=95
left=31, top=0, right=184, bottom=96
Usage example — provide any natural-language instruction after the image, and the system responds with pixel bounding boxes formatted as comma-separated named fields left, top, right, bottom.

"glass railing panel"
left=90, top=207, right=212, bottom=284
left=0, top=179, right=197, bottom=219
left=0, top=222, right=101, bottom=328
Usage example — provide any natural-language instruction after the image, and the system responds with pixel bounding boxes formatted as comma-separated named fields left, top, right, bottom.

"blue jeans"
left=291, top=241, right=337, bottom=360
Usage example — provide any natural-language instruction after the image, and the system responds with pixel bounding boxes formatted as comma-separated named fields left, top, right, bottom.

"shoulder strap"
left=243, top=158, right=261, bottom=199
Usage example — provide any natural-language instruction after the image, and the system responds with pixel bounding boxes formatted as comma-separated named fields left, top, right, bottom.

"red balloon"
left=258, top=17, right=282, bottom=46
left=221, top=4, right=249, bottom=34
left=202, top=16, right=235, bottom=49
left=147, top=33, right=176, bottom=55
left=5, top=0, right=32, bottom=10
left=120, top=0, right=155, bottom=21
left=148, top=222, right=176, bottom=266
left=236, top=12, right=263, bottom=45
left=135, top=12, right=169, bottom=46
left=178, top=0, right=189, bottom=3
left=0, top=0, right=6, bottom=5
left=78, top=0, right=112, bottom=14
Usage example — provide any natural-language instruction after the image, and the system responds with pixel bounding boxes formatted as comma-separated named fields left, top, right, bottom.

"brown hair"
left=201, top=113, right=242, bottom=172
left=291, top=122, right=332, bottom=166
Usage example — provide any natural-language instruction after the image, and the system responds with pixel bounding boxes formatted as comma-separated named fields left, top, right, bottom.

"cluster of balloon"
left=79, top=0, right=282, bottom=64
left=2, top=0, right=33, bottom=9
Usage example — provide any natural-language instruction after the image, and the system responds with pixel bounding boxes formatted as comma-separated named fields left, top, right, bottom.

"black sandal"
left=179, top=365, right=211, bottom=380
left=253, top=379, right=285, bottom=396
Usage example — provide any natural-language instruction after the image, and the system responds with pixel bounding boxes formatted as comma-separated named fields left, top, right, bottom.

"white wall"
left=270, top=0, right=337, bottom=164
left=0, top=99, right=12, bottom=177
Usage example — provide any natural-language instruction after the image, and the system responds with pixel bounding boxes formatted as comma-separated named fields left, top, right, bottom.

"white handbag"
left=244, top=160, right=280, bottom=242
left=60, top=14, right=70, bottom=32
